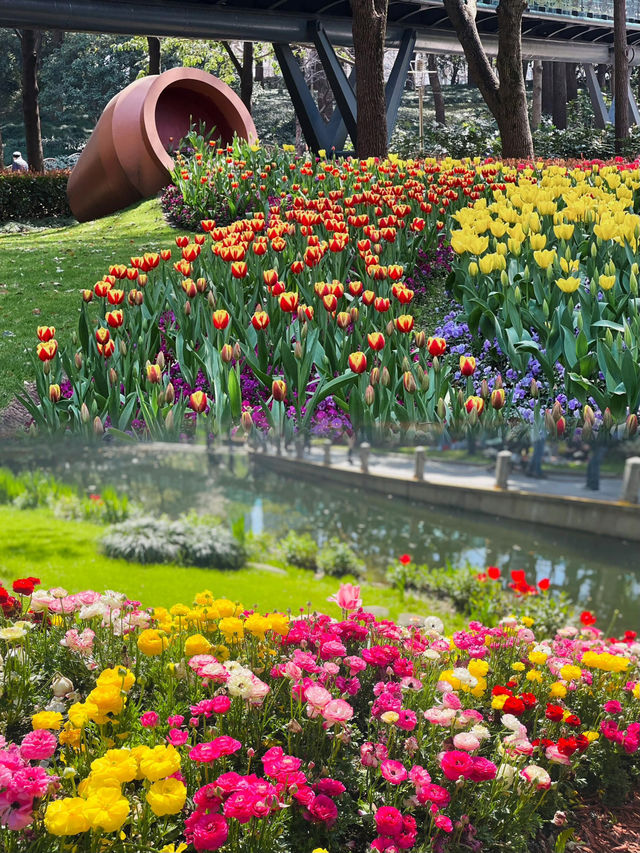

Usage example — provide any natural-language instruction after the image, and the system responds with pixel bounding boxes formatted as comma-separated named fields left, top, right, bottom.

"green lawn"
left=0, top=506, right=463, bottom=628
left=0, top=199, right=188, bottom=409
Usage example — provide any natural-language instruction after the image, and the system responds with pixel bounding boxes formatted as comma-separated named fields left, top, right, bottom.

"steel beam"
left=312, top=23, right=357, bottom=143
left=584, top=63, right=610, bottom=128
left=385, top=30, right=417, bottom=144
left=273, top=43, right=329, bottom=152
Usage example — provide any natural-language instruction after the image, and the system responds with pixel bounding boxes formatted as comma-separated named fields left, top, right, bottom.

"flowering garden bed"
left=0, top=576, right=638, bottom=852
left=17, top=137, right=640, bottom=456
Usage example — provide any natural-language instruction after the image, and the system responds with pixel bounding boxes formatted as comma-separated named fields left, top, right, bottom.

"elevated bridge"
left=5, top=0, right=639, bottom=150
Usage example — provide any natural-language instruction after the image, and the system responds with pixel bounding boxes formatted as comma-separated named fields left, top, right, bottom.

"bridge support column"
left=584, top=64, right=609, bottom=128
left=541, top=61, right=553, bottom=116
left=275, top=26, right=416, bottom=154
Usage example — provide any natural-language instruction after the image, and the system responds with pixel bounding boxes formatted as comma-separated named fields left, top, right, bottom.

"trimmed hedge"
left=0, top=170, right=72, bottom=221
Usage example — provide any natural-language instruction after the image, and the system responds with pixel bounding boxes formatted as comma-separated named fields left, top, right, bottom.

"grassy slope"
left=0, top=506, right=463, bottom=628
left=0, top=199, right=188, bottom=409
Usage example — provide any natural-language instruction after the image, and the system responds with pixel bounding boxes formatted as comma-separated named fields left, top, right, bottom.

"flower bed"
left=20, top=140, right=640, bottom=452
left=1, top=577, right=639, bottom=852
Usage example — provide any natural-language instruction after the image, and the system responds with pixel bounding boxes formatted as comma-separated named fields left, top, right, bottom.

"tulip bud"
left=301, top=322, right=308, bottom=340
left=294, top=340, right=303, bottom=360
left=403, top=372, right=416, bottom=394
left=365, top=384, right=375, bottom=406
left=414, top=330, right=426, bottom=348
left=48, top=384, right=61, bottom=403
left=93, top=416, right=104, bottom=437
left=420, top=371, right=430, bottom=392
left=544, top=409, right=556, bottom=433
left=416, top=364, right=424, bottom=384
left=349, top=306, right=359, bottom=323
left=530, top=379, right=538, bottom=399
left=590, top=241, right=597, bottom=258
left=370, top=367, right=380, bottom=386
left=437, top=397, right=446, bottom=420
left=156, top=351, right=165, bottom=370
left=605, top=328, right=614, bottom=348
left=82, top=289, right=93, bottom=302
left=552, top=401, right=563, bottom=422
left=165, top=409, right=174, bottom=430
left=272, top=379, right=287, bottom=402
left=543, top=299, right=549, bottom=319
left=468, top=407, right=478, bottom=427
left=165, top=382, right=175, bottom=405
left=381, top=367, right=391, bottom=387
left=207, top=292, right=216, bottom=309
left=469, top=261, right=479, bottom=277
left=109, top=368, right=118, bottom=386
left=241, top=410, right=254, bottom=434
left=402, top=356, right=411, bottom=373
left=625, top=413, right=638, bottom=438
left=583, top=404, right=595, bottom=425
left=221, top=344, right=233, bottom=363
left=481, top=379, right=489, bottom=399
left=603, top=407, right=613, bottom=430
left=43, top=361, right=50, bottom=376
left=75, top=352, right=83, bottom=370
left=514, top=285, right=521, bottom=305
left=582, top=421, right=592, bottom=442
left=500, top=270, right=508, bottom=288
left=119, top=340, right=127, bottom=357
left=196, top=277, right=207, bottom=293
left=386, top=321, right=395, bottom=337
left=184, top=300, right=191, bottom=316
left=432, top=356, right=440, bottom=373
left=233, top=342, right=242, bottom=361
left=577, top=312, right=584, bottom=330
left=631, top=271, right=638, bottom=296
left=491, top=388, right=506, bottom=410
left=457, top=389, right=465, bottom=407
left=494, top=373, right=503, bottom=389
left=146, top=362, right=162, bottom=383
left=556, top=416, right=566, bottom=437
left=80, top=403, right=91, bottom=423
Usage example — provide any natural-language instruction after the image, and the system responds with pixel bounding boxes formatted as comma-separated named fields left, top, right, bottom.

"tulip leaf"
left=228, top=367, right=242, bottom=419
left=592, top=320, right=625, bottom=333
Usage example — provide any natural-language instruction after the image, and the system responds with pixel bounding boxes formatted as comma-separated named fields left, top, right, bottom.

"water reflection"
left=1, top=442, right=638, bottom=628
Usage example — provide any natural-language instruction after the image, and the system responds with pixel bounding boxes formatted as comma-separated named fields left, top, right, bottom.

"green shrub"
left=279, top=531, right=318, bottom=570
left=100, top=516, right=246, bottom=570
left=316, top=537, right=363, bottom=577
left=0, top=171, right=71, bottom=221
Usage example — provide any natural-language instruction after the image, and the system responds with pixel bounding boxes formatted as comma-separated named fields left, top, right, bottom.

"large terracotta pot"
left=67, top=67, right=257, bottom=222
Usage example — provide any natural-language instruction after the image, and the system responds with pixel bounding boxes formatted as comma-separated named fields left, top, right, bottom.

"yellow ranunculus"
left=267, top=613, right=289, bottom=636
left=219, top=616, right=245, bottom=642
left=90, top=749, right=138, bottom=784
left=97, top=666, right=135, bottom=692
left=491, top=694, right=508, bottom=710
left=468, top=659, right=489, bottom=678
left=512, top=662, right=525, bottom=672
left=549, top=682, right=567, bottom=698
left=559, top=664, right=582, bottom=682
left=214, top=598, right=238, bottom=618
left=44, top=798, right=90, bottom=836
left=78, top=774, right=122, bottom=799
left=139, top=744, right=181, bottom=782
left=528, top=650, right=548, bottom=665
left=581, top=651, right=629, bottom=672
left=137, top=629, right=170, bottom=656
left=526, top=670, right=543, bottom=682
left=244, top=613, right=271, bottom=640
left=582, top=730, right=600, bottom=742
left=68, top=701, right=99, bottom=729
left=146, top=778, right=188, bottom=816
left=32, top=711, right=64, bottom=730
left=84, top=787, right=130, bottom=833
left=184, top=633, right=212, bottom=656
left=86, top=685, right=125, bottom=722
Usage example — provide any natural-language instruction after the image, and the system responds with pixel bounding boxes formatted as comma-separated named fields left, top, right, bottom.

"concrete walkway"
left=307, top=446, right=624, bottom=503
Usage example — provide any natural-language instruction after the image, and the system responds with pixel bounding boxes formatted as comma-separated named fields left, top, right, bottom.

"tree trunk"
left=255, top=56, right=264, bottom=84
left=450, top=57, right=461, bottom=86
left=566, top=62, right=578, bottom=101
left=428, top=54, right=446, bottom=125
left=541, top=61, right=553, bottom=115
left=240, top=42, right=253, bottom=111
left=147, top=36, right=161, bottom=75
left=351, top=0, right=389, bottom=158
left=0, top=126, right=4, bottom=170
left=552, top=62, right=567, bottom=129
left=614, top=0, right=629, bottom=152
left=19, top=29, right=44, bottom=173
left=443, top=0, right=533, bottom=159
left=596, top=63, right=607, bottom=92
left=531, top=59, right=542, bottom=129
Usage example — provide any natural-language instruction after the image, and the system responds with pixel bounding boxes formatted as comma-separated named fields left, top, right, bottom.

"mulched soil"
left=570, top=792, right=640, bottom=852
left=0, top=385, right=35, bottom=438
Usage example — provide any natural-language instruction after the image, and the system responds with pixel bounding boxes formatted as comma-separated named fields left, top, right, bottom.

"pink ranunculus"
left=319, top=640, right=347, bottom=660
left=466, top=756, right=497, bottom=782
left=189, top=736, right=242, bottom=763
left=442, top=692, right=461, bottom=710
left=380, top=759, right=408, bottom=785
left=545, top=745, right=571, bottom=765
left=20, top=730, right=57, bottom=761
left=604, top=700, right=623, bottom=714
left=327, top=583, right=362, bottom=612
left=140, top=711, right=159, bottom=728
left=315, top=778, right=346, bottom=796
left=452, top=732, right=480, bottom=752
left=520, top=765, right=551, bottom=790
left=440, top=750, right=473, bottom=781
left=395, top=709, right=417, bottom=731
left=360, top=742, right=378, bottom=768
left=434, top=814, right=453, bottom=833
left=168, top=728, right=189, bottom=746
left=344, top=655, right=367, bottom=675
left=167, top=714, right=185, bottom=728
left=305, top=793, right=338, bottom=827
left=416, top=783, right=450, bottom=807
left=424, top=707, right=456, bottom=726
left=322, top=698, right=354, bottom=725
left=223, top=790, right=256, bottom=824
left=409, top=765, right=431, bottom=786
left=10, top=766, right=53, bottom=798
left=305, top=684, right=332, bottom=715
left=187, top=811, right=229, bottom=851
left=371, top=836, right=397, bottom=851
left=375, top=805, right=404, bottom=838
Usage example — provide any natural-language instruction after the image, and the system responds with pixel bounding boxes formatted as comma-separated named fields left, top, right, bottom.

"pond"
left=2, top=442, right=639, bottom=629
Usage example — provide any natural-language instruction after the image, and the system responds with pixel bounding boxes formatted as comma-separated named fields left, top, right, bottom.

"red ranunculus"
left=580, top=610, right=596, bottom=626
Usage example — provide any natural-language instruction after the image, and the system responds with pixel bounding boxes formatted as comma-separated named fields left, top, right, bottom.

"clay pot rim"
left=141, top=67, right=257, bottom=172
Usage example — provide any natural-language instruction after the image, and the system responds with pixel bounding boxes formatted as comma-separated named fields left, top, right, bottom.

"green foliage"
left=99, top=515, right=247, bottom=570
left=0, top=172, right=71, bottom=221
left=393, top=116, right=501, bottom=160
left=316, top=537, right=363, bottom=577
left=279, top=531, right=318, bottom=570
